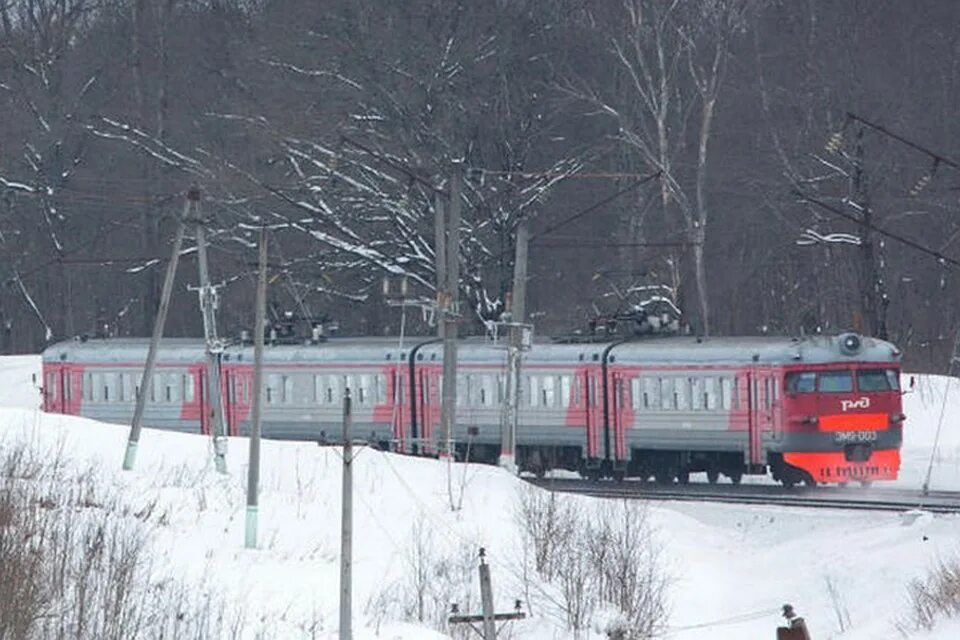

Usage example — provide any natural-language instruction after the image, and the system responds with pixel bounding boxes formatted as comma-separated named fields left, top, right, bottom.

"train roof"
left=606, top=334, right=901, bottom=366
left=41, top=333, right=901, bottom=367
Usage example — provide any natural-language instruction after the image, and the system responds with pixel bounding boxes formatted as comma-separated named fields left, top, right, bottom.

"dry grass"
left=516, top=487, right=670, bottom=639
left=0, top=441, right=265, bottom=639
left=898, top=553, right=960, bottom=635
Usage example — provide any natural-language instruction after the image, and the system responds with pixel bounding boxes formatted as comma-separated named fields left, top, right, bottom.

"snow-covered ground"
left=1, top=354, right=959, bottom=639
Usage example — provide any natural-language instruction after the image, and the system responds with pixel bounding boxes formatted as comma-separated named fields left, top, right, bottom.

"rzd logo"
left=841, top=397, right=870, bottom=412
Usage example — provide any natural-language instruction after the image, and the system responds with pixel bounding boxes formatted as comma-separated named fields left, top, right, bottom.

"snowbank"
left=1, top=354, right=959, bottom=638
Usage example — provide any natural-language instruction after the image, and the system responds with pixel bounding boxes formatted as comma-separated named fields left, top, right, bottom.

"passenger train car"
left=40, top=332, right=904, bottom=486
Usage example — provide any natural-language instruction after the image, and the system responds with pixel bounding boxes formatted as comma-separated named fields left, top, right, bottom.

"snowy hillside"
left=1, top=354, right=959, bottom=639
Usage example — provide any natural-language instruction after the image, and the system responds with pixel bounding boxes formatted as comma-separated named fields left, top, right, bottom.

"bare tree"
left=562, top=0, right=753, bottom=334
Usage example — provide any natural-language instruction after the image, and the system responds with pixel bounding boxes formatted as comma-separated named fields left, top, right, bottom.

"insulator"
left=909, top=173, right=931, bottom=196
left=825, top=131, right=844, bottom=154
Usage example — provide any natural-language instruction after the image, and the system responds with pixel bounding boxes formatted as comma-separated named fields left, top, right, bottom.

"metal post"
left=192, top=187, right=228, bottom=474
left=339, top=389, right=354, bottom=640
left=245, top=227, right=267, bottom=548
left=478, top=551, right=496, bottom=640
left=440, top=164, right=461, bottom=459
left=499, top=219, right=528, bottom=474
left=123, top=198, right=189, bottom=471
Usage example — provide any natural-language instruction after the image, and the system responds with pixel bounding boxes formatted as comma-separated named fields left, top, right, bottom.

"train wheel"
left=782, top=478, right=796, bottom=489
left=803, top=476, right=817, bottom=488
left=654, top=471, right=674, bottom=485
left=613, top=470, right=625, bottom=483
left=838, top=481, right=849, bottom=488
left=728, top=470, right=743, bottom=485
left=707, top=469, right=719, bottom=484
left=677, top=470, right=690, bottom=485
left=859, top=480, right=873, bottom=489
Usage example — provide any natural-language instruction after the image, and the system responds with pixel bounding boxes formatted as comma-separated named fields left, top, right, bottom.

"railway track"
left=526, top=478, right=960, bottom=514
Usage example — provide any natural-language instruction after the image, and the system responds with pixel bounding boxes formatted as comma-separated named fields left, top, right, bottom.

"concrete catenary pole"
left=245, top=227, right=267, bottom=549
left=123, top=195, right=190, bottom=471
left=440, top=164, right=461, bottom=459
left=339, top=389, right=354, bottom=640
left=192, top=187, right=228, bottom=474
left=499, top=218, right=528, bottom=474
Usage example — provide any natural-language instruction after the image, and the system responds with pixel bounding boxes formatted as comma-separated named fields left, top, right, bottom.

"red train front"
left=770, top=333, right=903, bottom=487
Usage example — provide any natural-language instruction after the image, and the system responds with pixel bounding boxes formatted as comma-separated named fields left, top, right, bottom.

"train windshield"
left=857, top=368, right=900, bottom=392
left=818, top=371, right=853, bottom=393
left=786, top=371, right=816, bottom=393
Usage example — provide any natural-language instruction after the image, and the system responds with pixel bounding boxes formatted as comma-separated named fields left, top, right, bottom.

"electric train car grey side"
left=41, top=332, right=905, bottom=486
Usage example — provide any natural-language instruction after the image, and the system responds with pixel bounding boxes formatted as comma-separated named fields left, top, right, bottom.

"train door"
left=390, top=368, right=406, bottom=451
left=197, top=369, right=210, bottom=435
left=747, top=370, right=775, bottom=465
left=415, top=368, right=433, bottom=454
left=223, top=369, right=238, bottom=437
left=584, top=371, right=603, bottom=464
left=609, top=372, right=629, bottom=463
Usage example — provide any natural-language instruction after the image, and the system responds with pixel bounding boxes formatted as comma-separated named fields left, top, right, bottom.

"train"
left=40, top=332, right=905, bottom=486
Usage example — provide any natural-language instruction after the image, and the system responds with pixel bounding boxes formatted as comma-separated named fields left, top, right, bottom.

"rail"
left=526, top=478, right=960, bottom=514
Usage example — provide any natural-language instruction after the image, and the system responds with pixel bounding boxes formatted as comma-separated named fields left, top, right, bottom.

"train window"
left=457, top=375, right=469, bottom=406
left=857, top=369, right=898, bottom=392
left=630, top=378, right=641, bottom=409
left=642, top=377, right=661, bottom=410
left=704, top=378, right=719, bottom=410
left=690, top=377, right=704, bottom=410
left=542, top=376, right=556, bottom=407
left=85, top=373, right=94, bottom=401
left=818, top=371, right=853, bottom=393
left=486, top=375, right=498, bottom=407
left=527, top=376, right=538, bottom=407
left=266, top=374, right=278, bottom=404
left=183, top=374, right=195, bottom=402
left=587, top=376, right=596, bottom=407
left=64, top=372, right=72, bottom=401
left=283, top=375, right=294, bottom=404
left=560, top=376, right=571, bottom=408
left=166, top=374, right=179, bottom=403
left=720, top=378, right=732, bottom=410
left=357, top=375, right=371, bottom=405
left=764, top=378, right=772, bottom=409
left=376, top=375, right=387, bottom=403
left=573, top=376, right=582, bottom=407
left=674, top=377, right=690, bottom=410
left=91, top=373, right=103, bottom=402
left=886, top=369, right=901, bottom=391
left=122, top=374, right=134, bottom=402
left=660, top=378, right=674, bottom=410
left=786, top=372, right=816, bottom=394
left=46, top=373, right=57, bottom=401
left=103, top=373, right=113, bottom=402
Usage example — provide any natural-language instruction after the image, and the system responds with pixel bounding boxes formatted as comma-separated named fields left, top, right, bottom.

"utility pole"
left=435, top=192, right=447, bottom=340
left=190, top=185, right=228, bottom=474
left=339, top=389, right=354, bottom=640
left=852, top=128, right=887, bottom=338
left=499, top=219, right=528, bottom=474
left=245, top=227, right=267, bottom=549
left=123, top=194, right=190, bottom=471
left=448, top=548, right=525, bottom=639
left=439, top=163, right=461, bottom=459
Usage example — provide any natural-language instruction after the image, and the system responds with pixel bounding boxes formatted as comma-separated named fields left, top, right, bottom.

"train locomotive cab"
left=772, top=333, right=904, bottom=487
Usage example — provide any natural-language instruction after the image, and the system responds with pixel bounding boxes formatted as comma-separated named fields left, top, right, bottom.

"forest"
left=1, top=0, right=959, bottom=370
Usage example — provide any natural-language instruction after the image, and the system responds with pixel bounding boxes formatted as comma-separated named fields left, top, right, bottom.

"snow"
left=1, top=354, right=959, bottom=638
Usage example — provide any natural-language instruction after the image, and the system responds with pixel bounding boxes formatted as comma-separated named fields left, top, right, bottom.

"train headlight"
left=838, top=332, right=862, bottom=356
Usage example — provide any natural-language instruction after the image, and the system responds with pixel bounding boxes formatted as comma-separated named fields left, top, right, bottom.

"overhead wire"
left=793, top=189, right=960, bottom=268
